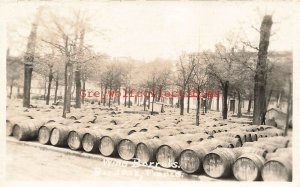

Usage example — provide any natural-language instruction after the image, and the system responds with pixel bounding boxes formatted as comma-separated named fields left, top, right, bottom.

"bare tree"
left=23, top=7, right=43, bottom=108
left=190, top=53, right=208, bottom=126
left=176, top=53, right=197, bottom=115
left=253, top=15, right=273, bottom=125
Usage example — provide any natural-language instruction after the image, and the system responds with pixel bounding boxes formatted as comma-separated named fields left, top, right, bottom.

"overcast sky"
left=4, top=1, right=299, bottom=62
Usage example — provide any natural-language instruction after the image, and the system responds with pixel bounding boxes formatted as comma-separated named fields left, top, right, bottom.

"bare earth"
left=6, top=140, right=216, bottom=181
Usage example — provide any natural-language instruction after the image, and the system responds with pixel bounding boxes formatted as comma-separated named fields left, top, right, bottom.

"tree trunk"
left=43, top=76, right=47, bottom=100
left=54, top=77, right=58, bottom=104
left=124, top=87, right=127, bottom=107
left=216, top=91, right=220, bottom=112
left=128, top=87, right=131, bottom=108
left=208, top=97, right=213, bottom=110
left=46, top=67, right=53, bottom=105
left=237, top=91, right=242, bottom=117
left=118, top=86, right=121, bottom=105
left=196, top=85, right=201, bottom=126
left=285, top=79, right=292, bottom=136
left=147, top=89, right=150, bottom=109
left=9, top=81, right=13, bottom=99
left=62, top=63, right=68, bottom=118
left=180, top=87, right=185, bottom=115
left=66, top=63, right=73, bottom=112
left=187, top=86, right=190, bottom=113
left=23, top=64, right=33, bottom=108
left=253, top=15, right=272, bottom=125
left=151, top=91, right=155, bottom=114
left=157, top=86, right=162, bottom=102
left=143, top=95, right=146, bottom=111
left=108, top=86, right=112, bottom=108
left=205, top=90, right=208, bottom=113
left=266, top=88, right=273, bottom=110
left=277, top=91, right=282, bottom=108
left=17, top=86, right=20, bottom=99
left=23, top=14, right=39, bottom=108
left=75, top=69, right=81, bottom=108
left=81, top=80, right=85, bottom=104
left=103, top=86, right=107, bottom=106
left=247, top=95, right=252, bottom=113
left=222, top=81, right=229, bottom=119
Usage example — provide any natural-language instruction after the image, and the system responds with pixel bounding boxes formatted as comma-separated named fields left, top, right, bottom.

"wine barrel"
left=262, top=156, right=292, bottom=181
left=233, top=153, right=265, bottom=181
left=67, top=128, right=92, bottom=150
left=6, top=116, right=31, bottom=136
left=99, top=132, right=126, bottom=157
left=242, top=142, right=278, bottom=153
left=179, top=143, right=214, bottom=174
left=264, top=129, right=284, bottom=136
left=216, top=137, right=242, bottom=148
left=249, top=132, right=258, bottom=141
left=136, top=139, right=163, bottom=163
left=50, top=123, right=89, bottom=147
left=74, top=116, right=97, bottom=123
left=68, top=113, right=84, bottom=120
left=82, top=129, right=107, bottom=153
left=258, top=137, right=289, bottom=148
left=232, top=147, right=267, bottom=158
left=44, top=117, right=74, bottom=125
left=203, top=148, right=237, bottom=178
left=265, top=148, right=292, bottom=161
left=12, top=119, right=46, bottom=141
left=118, top=133, right=152, bottom=160
left=156, top=141, right=188, bottom=168
left=38, top=123, right=63, bottom=144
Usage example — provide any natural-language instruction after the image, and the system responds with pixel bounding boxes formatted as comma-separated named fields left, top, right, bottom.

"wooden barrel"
left=249, top=132, right=258, bottom=141
left=258, top=137, right=289, bottom=148
left=242, top=142, right=278, bottom=153
left=264, top=129, right=284, bottom=136
left=12, top=119, right=46, bottom=141
left=232, top=147, right=267, bottom=158
left=74, top=116, right=97, bottom=123
left=136, top=139, right=163, bottom=163
left=82, top=129, right=107, bottom=153
left=99, top=132, right=126, bottom=157
left=44, top=117, right=74, bottom=125
left=38, top=123, right=63, bottom=144
left=117, top=133, right=151, bottom=161
left=68, top=113, right=84, bottom=120
left=216, top=137, right=242, bottom=148
left=262, top=156, right=292, bottom=181
left=67, top=128, right=91, bottom=150
left=213, top=132, right=246, bottom=144
left=6, top=116, right=31, bottom=136
left=178, top=143, right=213, bottom=174
left=232, top=153, right=265, bottom=181
left=265, top=148, right=292, bottom=161
left=194, top=138, right=228, bottom=148
left=275, top=148, right=292, bottom=154
left=156, top=141, right=188, bottom=168
left=50, top=123, right=88, bottom=147
left=203, top=148, right=237, bottom=178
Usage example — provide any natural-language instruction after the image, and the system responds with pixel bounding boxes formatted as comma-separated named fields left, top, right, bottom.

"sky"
left=3, top=1, right=299, bottom=62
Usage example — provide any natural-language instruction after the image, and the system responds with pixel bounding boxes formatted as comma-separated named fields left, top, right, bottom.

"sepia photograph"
left=1, top=0, right=299, bottom=186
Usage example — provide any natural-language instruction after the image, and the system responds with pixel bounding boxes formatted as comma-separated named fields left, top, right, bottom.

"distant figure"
left=261, top=110, right=267, bottom=125
left=161, top=104, right=165, bottom=113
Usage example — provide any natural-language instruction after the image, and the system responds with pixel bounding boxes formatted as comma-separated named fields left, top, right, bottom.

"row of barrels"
left=201, top=136, right=292, bottom=181
left=6, top=111, right=291, bottom=181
